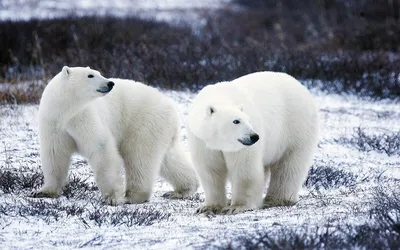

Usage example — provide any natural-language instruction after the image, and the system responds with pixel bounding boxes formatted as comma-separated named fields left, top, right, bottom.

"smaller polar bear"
left=34, top=66, right=199, bottom=205
left=187, top=71, right=319, bottom=214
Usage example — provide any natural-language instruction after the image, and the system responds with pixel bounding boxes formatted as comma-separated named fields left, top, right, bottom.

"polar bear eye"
left=233, top=120, right=241, bottom=124
left=88, top=74, right=94, bottom=78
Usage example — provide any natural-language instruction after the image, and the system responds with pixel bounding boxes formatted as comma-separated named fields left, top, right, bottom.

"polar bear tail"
left=160, top=132, right=199, bottom=199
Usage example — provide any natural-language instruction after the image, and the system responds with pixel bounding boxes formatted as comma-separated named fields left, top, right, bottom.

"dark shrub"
left=220, top=188, right=400, bottom=250
left=0, top=169, right=43, bottom=193
left=336, top=127, right=400, bottom=156
left=304, top=165, right=357, bottom=190
left=0, top=1, right=399, bottom=103
left=87, top=204, right=170, bottom=227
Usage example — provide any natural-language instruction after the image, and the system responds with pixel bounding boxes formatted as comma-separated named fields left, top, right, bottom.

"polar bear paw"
left=101, top=188, right=125, bottom=206
left=221, top=205, right=253, bottom=215
left=263, top=196, right=296, bottom=208
left=196, top=205, right=224, bottom=214
left=124, top=190, right=150, bottom=204
left=103, top=194, right=123, bottom=206
left=162, top=189, right=194, bottom=199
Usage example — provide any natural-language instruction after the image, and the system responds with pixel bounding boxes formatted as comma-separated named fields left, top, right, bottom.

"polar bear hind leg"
left=160, top=138, right=199, bottom=199
left=120, top=135, right=169, bottom=204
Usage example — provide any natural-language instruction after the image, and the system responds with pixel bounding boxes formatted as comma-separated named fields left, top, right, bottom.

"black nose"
left=250, top=134, right=259, bottom=143
left=107, top=81, right=114, bottom=89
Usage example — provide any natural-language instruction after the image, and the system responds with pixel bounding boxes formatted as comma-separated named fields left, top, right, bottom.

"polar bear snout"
left=250, top=133, right=259, bottom=143
left=238, top=133, right=259, bottom=146
left=107, top=81, right=115, bottom=89
left=97, top=81, right=115, bottom=93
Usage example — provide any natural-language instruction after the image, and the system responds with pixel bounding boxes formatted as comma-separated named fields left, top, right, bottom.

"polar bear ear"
left=62, top=66, right=70, bottom=76
left=237, top=104, right=244, bottom=112
left=86, top=66, right=90, bottom=69
left=206, top=106, right=215, bottom=116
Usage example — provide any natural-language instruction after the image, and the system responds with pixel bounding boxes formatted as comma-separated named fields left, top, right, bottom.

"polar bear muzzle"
left=97, top=81, right=115, bottom=93
left=238, top=133, right=259, bottom=146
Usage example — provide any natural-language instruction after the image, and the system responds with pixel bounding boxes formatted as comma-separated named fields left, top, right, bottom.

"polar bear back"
left=75, top=78, right=179, bottom=146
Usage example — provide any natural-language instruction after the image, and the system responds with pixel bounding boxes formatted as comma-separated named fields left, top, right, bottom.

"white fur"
left=187, top=71, right=319, bottom=214
left=35, top=66, right=199, bottom=205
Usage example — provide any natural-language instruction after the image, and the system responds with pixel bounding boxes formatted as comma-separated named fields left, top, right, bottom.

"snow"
left=0, top=0, right=234, bottom=29
left=0, top=87, right=399, bottom=249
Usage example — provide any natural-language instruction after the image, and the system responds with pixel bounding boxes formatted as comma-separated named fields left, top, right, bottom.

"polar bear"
left=187, top=71, right=319, bottom=214
left=33, top=66, right=199, bottom=205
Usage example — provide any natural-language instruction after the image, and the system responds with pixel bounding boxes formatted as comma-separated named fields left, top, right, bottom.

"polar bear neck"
left=39, top=74, right=92, bottom=125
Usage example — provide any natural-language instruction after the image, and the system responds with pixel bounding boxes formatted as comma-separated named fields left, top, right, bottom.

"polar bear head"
left=189, top=104, right=259, bottom=152
left=60, top=66, right=115, bottom=101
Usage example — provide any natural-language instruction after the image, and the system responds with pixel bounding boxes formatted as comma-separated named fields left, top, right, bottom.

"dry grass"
left=0, top=1, right=399, bottom=103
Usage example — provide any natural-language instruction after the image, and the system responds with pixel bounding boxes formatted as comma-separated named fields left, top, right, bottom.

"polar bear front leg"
left=92, top=152, right=124, bottom=206
left=222, top=151, right=264, bottom=214
left=264, top=149, right=312, bottom=207
left=33, top=134, right=75, bottom=198
left=195, top=161, right=228, bottom=214
left=78, top=136, right=124, bottom=206
left=188, top=133, right=227, bottom=214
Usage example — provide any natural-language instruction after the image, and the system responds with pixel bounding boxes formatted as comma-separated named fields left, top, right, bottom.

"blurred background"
left=0, top=0, right=399, bottom=103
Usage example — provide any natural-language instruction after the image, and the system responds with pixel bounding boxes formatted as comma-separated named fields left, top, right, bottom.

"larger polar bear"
left=34, top=66, right=199, bottom=205
left=187, top=71, right=319, bottom=214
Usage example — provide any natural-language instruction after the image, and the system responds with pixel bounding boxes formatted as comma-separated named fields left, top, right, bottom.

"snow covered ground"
left=0, top=0, right=234, bottom=29
left=0, top=86, right=399, bottom=249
